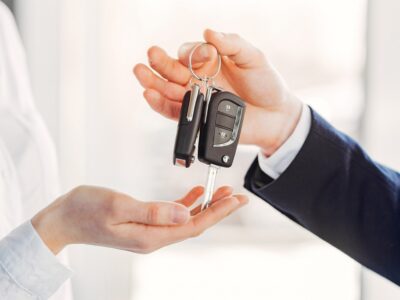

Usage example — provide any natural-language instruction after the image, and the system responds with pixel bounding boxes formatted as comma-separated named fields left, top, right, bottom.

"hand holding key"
left=134, top=29, right=303, bottom=156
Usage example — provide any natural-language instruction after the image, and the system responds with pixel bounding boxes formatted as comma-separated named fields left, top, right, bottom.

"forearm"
left=245, top=108, right=400, bottom=285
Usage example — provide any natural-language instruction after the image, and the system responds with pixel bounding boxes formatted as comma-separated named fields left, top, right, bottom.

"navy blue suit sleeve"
left=244, top=108, right=400, bottom=285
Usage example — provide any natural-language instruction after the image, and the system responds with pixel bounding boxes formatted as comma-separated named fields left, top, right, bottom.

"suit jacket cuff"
left=258, top=103, right=312, bottom=179
left=244, top=107, right=324, bottom=219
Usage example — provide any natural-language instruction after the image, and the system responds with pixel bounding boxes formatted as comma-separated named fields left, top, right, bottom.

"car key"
left=199, top=86, right=246, bottom=209
left=173, top=82, right=204, bottom=168
left=173, top=42, right=245, bottom=211
left=198, top=89, right=245, bottom=167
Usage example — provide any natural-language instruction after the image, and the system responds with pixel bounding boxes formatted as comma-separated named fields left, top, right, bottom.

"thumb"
left=132, top=201, right=191, bottom=226
left=178, top=42, right=218, bottom=68
left=203, top=29, right=265, bottom=68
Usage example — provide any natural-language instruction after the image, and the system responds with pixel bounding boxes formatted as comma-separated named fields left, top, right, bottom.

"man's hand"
left=133, top=29, right=303, bottom=156
left=32, top=185, right=247, bottom=254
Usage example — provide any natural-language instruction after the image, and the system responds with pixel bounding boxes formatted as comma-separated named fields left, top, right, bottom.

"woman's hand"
left=134, top=29, right=303, bottom=156
left=32, top=185, right=247, bottom=254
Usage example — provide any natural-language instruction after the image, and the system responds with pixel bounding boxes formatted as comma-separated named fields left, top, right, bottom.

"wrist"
left=259, top=94, right=303, bottom=156
left=31, top=197, right=70, bottom=255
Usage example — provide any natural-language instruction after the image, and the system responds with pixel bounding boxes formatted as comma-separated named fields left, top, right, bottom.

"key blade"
left=201, top=164, right=219, bottom=210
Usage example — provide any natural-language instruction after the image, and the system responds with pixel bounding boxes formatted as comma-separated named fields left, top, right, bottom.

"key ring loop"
left=188, top=43, right=221, bottom=81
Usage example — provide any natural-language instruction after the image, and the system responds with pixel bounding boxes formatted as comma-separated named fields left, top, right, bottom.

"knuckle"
left=161, top=56, right=172, bottom=72
left=146, top=204, right=160, bottom=224
left=160, top=83, right=170, bottom=98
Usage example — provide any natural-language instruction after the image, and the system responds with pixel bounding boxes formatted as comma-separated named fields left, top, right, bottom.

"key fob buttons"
left=218, top=100, right=238, bottom=117
left=214, top=127, right=233, bottom=145
left=213, top=99, right=243, bottom=147
left=215, top=113, right=235, bottom=129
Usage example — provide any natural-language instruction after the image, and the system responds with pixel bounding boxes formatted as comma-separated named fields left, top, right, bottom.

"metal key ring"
left=188, top=43, right=221, bottom=81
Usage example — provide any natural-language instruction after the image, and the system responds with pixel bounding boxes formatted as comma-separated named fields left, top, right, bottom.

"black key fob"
left=173, top=85, right=204, bottom=167
left=198, top=91, right=245, bottom=167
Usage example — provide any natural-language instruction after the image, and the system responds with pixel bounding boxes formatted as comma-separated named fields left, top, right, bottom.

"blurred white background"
left=4, top=0, right=400, bottom=299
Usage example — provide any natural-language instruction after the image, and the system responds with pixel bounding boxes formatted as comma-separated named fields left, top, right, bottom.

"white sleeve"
left=0, top=221, right=72, bottom=299
left=258, top=104, right=312, bottom=179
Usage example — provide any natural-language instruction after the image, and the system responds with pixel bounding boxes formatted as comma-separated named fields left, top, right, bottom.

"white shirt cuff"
left=0, top=221, right=72, bottom=299
left=258, top=104, right=312, bottom=179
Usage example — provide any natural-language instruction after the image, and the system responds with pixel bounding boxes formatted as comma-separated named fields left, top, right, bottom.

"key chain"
left=173, top=43, right=246, bottom=210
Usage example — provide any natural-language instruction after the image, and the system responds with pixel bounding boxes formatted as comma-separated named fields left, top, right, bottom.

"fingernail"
left=199, top=46, right=210, bottom=59
left=172, top=207, right=190, bottom=224
left=240, top=197, right=250, bottom=206
left=226, top=186, right=234, bottom=193
left=230, top=196, right=240, bottom=206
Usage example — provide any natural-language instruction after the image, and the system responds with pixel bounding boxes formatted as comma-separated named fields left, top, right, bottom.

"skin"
left=32, top=185, right=248, bottom=255
left=133, top=29, right=303, bottom=156
left=34, top=28, right=302, bottom=257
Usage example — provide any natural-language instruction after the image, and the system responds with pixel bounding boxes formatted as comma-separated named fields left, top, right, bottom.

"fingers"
left=118, top=193, right=248, bottom=253
left=190, top=186, right=233, bottom=215
left=142, top=201, right=191, bottom=225
left=176, top=186, right=205, bottom=207
left=186, top=194, right=249, bottom=237
left=120, top=198, right=191, bottom=226
left=134, top=63, right=186, bottom=120
left=134, top=63, right=186, bottom=100
left=178, top=42, right=218, bottom=67
left=176, top=185, right=232, bottom=210
left=147, top=46, right=191, bottom=85
left=203, top=29, right=264, bottom=68
left=210, top=186, right=234, bottom=203
left=143, top=89, right=182, bottom=121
